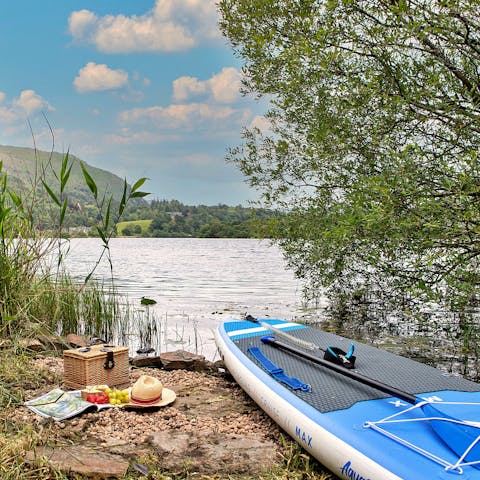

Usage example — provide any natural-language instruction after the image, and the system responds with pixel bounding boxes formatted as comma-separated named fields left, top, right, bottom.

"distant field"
left=116, top=219, right=152, bottom=236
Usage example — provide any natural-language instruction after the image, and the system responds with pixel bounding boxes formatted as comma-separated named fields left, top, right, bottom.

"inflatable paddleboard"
left=215, top=317, right=480, bottom=479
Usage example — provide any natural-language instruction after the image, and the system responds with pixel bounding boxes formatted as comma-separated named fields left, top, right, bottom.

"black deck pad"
left=234, top=327, right=480, bottom=413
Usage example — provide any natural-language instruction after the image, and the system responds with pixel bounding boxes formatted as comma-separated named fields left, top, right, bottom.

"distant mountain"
left=0, top=144, right=129, bottom=205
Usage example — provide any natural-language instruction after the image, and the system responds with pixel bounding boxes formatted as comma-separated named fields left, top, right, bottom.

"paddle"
left=260, top=334, right=480, bottom=468
left=245, top=315, right=355, bottom=368
left=261, top=335, right=416, bottom=403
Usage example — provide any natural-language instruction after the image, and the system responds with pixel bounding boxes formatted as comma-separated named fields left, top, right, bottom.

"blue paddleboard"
left=215, top=318, right=480, bottom=479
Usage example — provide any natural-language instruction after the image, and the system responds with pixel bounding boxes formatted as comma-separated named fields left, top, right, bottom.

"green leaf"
left=8, top=190, right=22, bottom=208
left=60, top=198, right=68, bottom=224
left=130, top=191, right=150, bottom=198
left=63, top=163, right=73, bottom=192
left=42, top=180, right=61, bottom=207
left=105, top=197, right=112, bottom=231
left=0, top=207, right=11, bottom=222
left=60, top=151, right=69, bottom=179
left=118, top=179, right=127, bottom=216
left=80, top=163, right=98, bottom=199
left=96, top=226, right=107, bottom=244
left=131, top=177, right=148, bottom=193
left=61, top=152, right=73, bottom=193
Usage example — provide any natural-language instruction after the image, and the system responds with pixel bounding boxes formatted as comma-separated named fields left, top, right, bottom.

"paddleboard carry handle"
left=325, top=343, right=356, bottom=369
left=248, top=342, right=311, bottom=392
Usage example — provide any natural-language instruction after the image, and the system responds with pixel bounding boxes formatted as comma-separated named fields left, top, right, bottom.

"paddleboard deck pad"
left=215, top=318, right=480, bottom=479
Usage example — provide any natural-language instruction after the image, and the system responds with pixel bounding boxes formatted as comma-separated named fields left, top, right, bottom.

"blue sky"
left=0, top=1, right=267, bottom=205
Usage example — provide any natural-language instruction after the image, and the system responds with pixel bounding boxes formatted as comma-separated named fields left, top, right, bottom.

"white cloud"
left=13, top=90, right=54, bottom=116
left=68, top=9, right=97, bottom=39
left=119, top=103, right=240, bottom=129
left=173, top=68, right=241, bottom=103
left=105, top=129, right=180, bottom=145
left=68, top=0, right=220, bottom=53
left=0, top=106, right=21, bottom=124
left=173, top=76, right=206, bottom=101
left=74, top=62, right=129, bottom=93
left=209, top=67, right=242, bottom=103
left=249, top=115, right=272, bottom=133
left=0, top=90, right=53, bottom=123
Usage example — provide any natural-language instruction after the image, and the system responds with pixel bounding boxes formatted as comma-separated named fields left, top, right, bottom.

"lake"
left=62, top=238, right=326, bottom=360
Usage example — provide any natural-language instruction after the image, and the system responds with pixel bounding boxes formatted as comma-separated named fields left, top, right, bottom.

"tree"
left=122, top=226, right=132, bottom=236
left=219, top=0, right=480, bottom=316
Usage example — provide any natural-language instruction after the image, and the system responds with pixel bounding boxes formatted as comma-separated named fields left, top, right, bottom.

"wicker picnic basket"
left=63, top=344, right=130, bottom=390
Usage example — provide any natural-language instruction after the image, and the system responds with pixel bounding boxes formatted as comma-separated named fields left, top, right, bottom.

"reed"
left=0, top=146, right=148, bottom=338
left=137, top=310, right=159, bottom=352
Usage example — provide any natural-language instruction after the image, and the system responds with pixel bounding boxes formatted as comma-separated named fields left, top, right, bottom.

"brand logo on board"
left=295, top=426, right=312, bottom=447
left=341, top=461, right=372, bottom=480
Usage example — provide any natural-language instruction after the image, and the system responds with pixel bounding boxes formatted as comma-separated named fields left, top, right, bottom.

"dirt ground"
left=16, top=356, right=300, bottom=478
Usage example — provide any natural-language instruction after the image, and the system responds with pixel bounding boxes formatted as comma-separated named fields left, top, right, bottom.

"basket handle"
left=103, top=350, right=115, bottom=369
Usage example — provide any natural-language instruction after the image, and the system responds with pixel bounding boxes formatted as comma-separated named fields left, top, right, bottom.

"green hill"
left=0, top=145, right=127, bottom=205
left=0, top=145, right=275, bottom=238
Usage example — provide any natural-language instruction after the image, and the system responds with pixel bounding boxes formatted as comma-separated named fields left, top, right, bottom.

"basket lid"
left=63, top=344, right=128, bottom=359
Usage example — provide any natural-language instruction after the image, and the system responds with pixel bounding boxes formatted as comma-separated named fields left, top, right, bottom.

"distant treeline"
left=72, top=200, right=276, bottom=238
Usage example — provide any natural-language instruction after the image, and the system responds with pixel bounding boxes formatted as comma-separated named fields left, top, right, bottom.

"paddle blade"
left=422, top=403, right=480, bottom=467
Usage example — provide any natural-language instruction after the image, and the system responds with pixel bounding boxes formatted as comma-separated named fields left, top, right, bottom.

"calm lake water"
left=62, top=238, right=326, bottom=360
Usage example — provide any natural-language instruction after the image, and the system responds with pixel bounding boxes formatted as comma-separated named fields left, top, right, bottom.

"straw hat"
left=124, top=375, right=176, bottom=408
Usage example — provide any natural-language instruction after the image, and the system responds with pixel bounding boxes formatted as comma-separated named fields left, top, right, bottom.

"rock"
left=87, top=337, right=107, bottom=345
left=149, top=431, right=278, bottom=475
left=159, top=350, right=211, bottom=371
left=130, top=355, right=163, bottom=368
left=36, top=333, right=69, bottom=351
left=18, top=338, right=44, bottom=352
left=66, top=333, right=87, bottom=347
left=24, top=445, right=129, bottom=478
left=101, top=438, right=130, bottom=448
left=136, top=347, right=155, bottom=355
left=132, top=350, right=221, bottom=371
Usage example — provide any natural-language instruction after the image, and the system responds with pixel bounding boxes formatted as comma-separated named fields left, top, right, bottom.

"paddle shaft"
left=262, top=336, right=418, bottom=405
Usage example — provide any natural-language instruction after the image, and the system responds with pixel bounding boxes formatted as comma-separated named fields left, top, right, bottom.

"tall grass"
left=0, top=145, right=148, bottom=339
left=29, top=273, right=118, bottom=340
left=0, top=186, right=117, bottom=342
left=0, top=148, right=151, bottom=479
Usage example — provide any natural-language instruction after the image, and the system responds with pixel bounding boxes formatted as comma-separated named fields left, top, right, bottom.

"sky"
left=0, top=0, right=268, bottom=205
